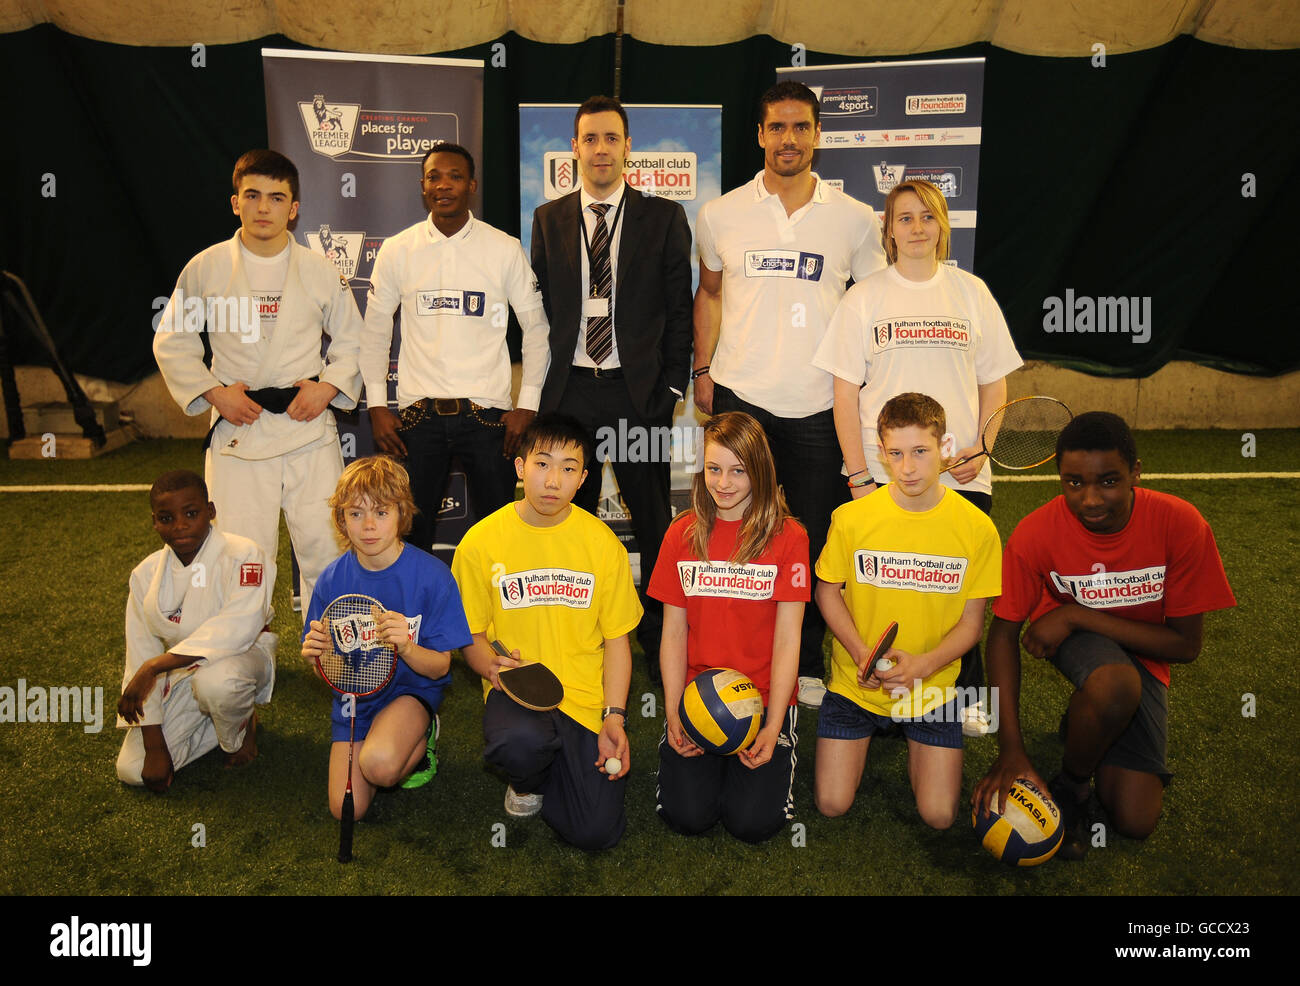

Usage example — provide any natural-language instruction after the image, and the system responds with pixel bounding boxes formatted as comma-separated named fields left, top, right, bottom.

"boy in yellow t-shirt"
left=814, top=393, right=1001, bottom=827
left=451, top=413, right=642, bottom=850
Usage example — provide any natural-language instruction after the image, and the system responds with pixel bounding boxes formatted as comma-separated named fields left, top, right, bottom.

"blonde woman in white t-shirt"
left=814, top=179, right=1022, bottom=512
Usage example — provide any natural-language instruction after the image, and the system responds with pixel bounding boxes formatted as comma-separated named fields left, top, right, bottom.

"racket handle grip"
left=338, top=794, right=354, bottom=863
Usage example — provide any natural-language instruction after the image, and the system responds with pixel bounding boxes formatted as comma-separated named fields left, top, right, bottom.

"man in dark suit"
left=531, top=95, right=693, bottom=677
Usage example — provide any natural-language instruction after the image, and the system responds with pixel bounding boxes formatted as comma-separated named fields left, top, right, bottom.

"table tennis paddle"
left=492, top=639, right=564, bottom=711
left=860, top=621, right=899, bottom=684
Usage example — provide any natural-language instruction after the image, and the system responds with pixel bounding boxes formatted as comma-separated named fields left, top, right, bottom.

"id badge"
left=583, top=297, right=610, bottom=318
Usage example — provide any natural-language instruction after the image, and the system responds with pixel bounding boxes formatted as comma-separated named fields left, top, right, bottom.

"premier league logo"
left=308, top=225, right=362, bottom=280
left=874, top=161, right=905, bottom=194
left=298, top=94, right=361, bottom=158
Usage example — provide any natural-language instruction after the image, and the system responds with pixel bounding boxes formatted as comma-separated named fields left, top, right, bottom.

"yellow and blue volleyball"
left=971, top=778, right=1063, bottom=867
left=679, top=668, right=764, bottom=755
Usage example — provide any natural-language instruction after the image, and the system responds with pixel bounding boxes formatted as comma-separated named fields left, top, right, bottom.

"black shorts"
left=1050, top=631, right=1172, bottom=784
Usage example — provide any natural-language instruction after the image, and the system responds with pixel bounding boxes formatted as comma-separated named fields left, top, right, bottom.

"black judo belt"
left=203, top=380, right=318, bottom=450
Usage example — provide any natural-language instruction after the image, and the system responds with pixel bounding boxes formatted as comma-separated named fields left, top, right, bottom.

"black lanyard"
left=579, top=193, right=628, bottom=295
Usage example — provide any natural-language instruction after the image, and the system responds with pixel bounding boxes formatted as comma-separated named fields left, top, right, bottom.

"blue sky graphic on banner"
left=779, top=59, right=985, bottom=272
left=519, top=104, right=723, bottom=290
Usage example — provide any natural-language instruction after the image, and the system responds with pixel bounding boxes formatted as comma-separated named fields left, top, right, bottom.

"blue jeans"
left=712, top=384, right=847, bottom=679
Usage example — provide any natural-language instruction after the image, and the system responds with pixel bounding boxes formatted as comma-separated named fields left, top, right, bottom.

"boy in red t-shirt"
left=973, top=412, right=1235, bottom=859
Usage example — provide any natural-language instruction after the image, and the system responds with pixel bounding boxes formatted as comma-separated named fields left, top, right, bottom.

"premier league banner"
left=518, top=104, right=722, bottom=578
left=779, top=59, right=985, bottom=271
left=263, top=49, right=484, bottom=563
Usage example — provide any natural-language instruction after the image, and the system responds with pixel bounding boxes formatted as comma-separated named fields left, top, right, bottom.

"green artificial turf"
left=1, top=433, right=1296, bottom=895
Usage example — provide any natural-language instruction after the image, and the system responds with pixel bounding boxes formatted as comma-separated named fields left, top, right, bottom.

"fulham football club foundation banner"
left=263, top=49, right=483, bottom=563
left=779, top=59, right=985, bottom=271
left=518, top=104, right=722, bottom=578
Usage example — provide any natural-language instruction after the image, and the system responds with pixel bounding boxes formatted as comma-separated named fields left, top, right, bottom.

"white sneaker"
left=962, top=700, right=991, bottom=737
left=505, top=785, right=542, bottom=817
left=797, top=676, right=827, bottom=708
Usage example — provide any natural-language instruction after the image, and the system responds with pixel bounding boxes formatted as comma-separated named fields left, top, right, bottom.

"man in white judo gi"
left=153, top=149, right=362, bottom=614
left=117, top=470, right=277, bottom=792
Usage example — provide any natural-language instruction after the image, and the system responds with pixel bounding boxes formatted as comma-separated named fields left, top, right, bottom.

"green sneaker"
left=401, top=714, right=439, bottom=789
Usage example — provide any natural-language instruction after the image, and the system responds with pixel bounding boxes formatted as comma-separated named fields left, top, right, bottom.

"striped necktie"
left=585, top=202, right=613, bottom=364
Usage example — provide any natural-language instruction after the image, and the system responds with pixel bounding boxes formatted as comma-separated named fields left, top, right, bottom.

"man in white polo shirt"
left=693, top=81, right=887, bottom=707
left=361, top=142, right=550, bottom=550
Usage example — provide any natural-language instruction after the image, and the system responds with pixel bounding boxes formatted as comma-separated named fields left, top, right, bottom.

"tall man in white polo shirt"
left=693, top=81, right=887, bottom=707
left=362, top=143, right=550, bottom=550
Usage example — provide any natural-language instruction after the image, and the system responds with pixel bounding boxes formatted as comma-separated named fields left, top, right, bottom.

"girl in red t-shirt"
left=649, top=411, right=810, bottom=842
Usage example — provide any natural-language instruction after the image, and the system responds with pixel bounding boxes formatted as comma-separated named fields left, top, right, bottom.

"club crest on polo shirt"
left=871, top=317, right=971, bottom=353
left=676, top=561, right=777, bottom=600
left=854, top=550, right=967, bottom=593
left=1049, top=566, right=1166, bottom=608
left=416, top=290, right=487, bottom=317
left=499, top=569, right=595, bottom=609
left=744, top=250, right=824, bottom=281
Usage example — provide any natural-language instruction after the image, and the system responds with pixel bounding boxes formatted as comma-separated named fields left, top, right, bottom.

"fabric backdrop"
left=2, top=25, right=1297, bottom=382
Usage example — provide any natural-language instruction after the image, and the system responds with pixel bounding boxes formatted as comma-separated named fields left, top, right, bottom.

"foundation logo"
left=871, top=317, right=971, bottom=352
left=675, top=561, right=778, bottom=600
left=820, top=86, right=878, bottom=117
left=499, top=568, right=596, bottom=610
left=905, top=93, right=967, bottom=115
left=307, top=225, right=364, bottom=280
left=1049, top=566, right=1167, bottom=608
left=542, top=150, right=697, bottom=200
left=854, top=550, right=968, bottom=593
left=299, top=93, right=459, bottom=162
left=874, top=161, right=906, bottom=194
left=744, top=250, right=824, bottom=281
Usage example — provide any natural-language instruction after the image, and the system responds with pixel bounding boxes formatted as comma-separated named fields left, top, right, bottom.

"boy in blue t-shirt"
left=302, top=456, right=471, bottom=820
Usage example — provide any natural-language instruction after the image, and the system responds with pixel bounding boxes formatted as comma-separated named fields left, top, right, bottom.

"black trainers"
left=1049, top=772, right=1091, bottom=861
